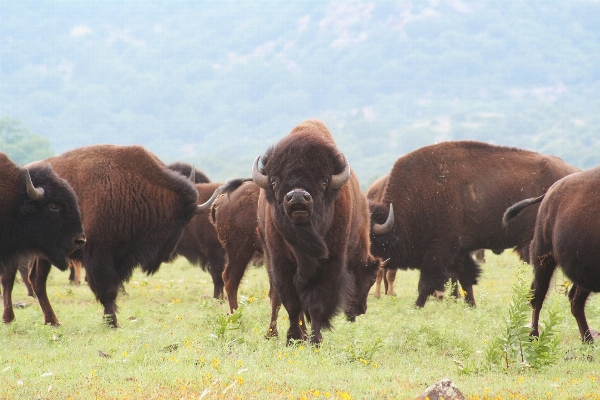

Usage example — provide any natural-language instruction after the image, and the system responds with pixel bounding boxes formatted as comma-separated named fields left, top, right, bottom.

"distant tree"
left=0, top=117, right=54, bottom=165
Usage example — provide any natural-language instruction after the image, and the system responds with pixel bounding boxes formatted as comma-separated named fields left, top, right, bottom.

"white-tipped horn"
left=373, top=203, right=394, bottom=235
left=252, top=156, right=269, bottom=189
left=330, top=155, right=351, bottom=189
left=25, top=168, right=45, bottom=201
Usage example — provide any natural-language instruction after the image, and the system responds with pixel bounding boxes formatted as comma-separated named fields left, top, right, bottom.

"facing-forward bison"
left=369, top=141, right=578, bottom=307
left=253, top=119, right=387, bottom=344
left=1, top=152, right=85, bottom=323
left=26, top=145, right=200, bottom=327
left=503, top=168, right=600, bottom=343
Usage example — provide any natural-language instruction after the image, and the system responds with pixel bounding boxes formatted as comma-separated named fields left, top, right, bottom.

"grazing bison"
left=253, top=119, right=386, bottom=344
left=503, top=168, right=600, bottom=343
left=27, top=145, right=200, bottom=327
left=369, top=141, right=578, bottom=307
left=1, top=152, right=85, bottom=323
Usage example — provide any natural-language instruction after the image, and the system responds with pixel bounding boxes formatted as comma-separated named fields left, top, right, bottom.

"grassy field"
left=2, top=251, right=600, bottom=399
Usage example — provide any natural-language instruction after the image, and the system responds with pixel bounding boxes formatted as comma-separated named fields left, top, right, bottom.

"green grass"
left=2, top=251, right=600, bottom=399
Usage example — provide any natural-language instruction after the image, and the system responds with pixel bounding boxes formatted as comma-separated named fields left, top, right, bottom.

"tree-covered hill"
left=1, top=1, right=599, bottom=185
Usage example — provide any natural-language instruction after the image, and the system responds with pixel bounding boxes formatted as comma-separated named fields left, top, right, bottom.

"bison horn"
left=195, top=185, right=225, bottom=214
left=188, top=166, right=196, bottom=183
left=373, top=203, right=394, bottom=235
left=252, top=156, right=269, bottom=190
left=25, top=168, right=45, bottom=201
left=330, top=155, right=351, bottom=190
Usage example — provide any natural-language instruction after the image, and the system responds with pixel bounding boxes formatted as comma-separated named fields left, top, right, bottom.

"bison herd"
left=0, top=119, right=597, bottom=345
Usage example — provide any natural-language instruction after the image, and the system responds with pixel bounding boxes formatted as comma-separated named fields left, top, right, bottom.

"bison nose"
left=285, top=189, right=312, bottom=204
left=73, top=236, right=86, bottom=249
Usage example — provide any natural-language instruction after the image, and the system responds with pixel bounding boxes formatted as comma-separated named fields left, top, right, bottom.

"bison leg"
left=530, top=252, right=556, bottom=338
left=386, top=269, right=397, bottom=296
left=569, top=285, right=594, bottom=343
left=17, top=261, right=34, bottom=297
left=373, top=267, right=384, bottom=298
left=2, top=260, right=18, bottom=323
left=456, top=252, right=482, bottom=306
left=223, top=240, right=255, bottom=313
left=207, top=250, right=226, bottom=299
left=416, top=242, right=457, bottom=307
left=69, top=261, right=83, bottom=286
left=265, top=282, right=282, bottom=339
left=85, top=250, right=121, bottom=328
left=30, top=258, right=61, bottom=326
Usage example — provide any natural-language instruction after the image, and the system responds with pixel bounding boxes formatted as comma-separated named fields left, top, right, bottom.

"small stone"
left=415, top=378, right=465, bottom=400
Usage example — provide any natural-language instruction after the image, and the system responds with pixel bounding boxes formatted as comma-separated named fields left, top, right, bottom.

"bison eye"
left=48, top=203, right=61, bottom=213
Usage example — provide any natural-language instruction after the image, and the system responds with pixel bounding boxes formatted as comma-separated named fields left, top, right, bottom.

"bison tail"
left=502, top=193, right=546, bottom=227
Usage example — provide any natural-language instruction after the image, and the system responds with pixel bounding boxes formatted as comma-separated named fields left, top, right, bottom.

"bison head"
left=252, top=135, right=350, bottom=259
left=19, top=165, right=85, bottom=270
left=345, top=256, right=382, bottom=321
left=369, top=201, right=402, bottom=271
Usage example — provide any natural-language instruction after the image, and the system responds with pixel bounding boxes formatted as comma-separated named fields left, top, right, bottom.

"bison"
left=252, top=119, right=386, bottom=344
left=369, top=141, right=578, bottom=307
left=503, top=168, right=600, bottom=343
left=209, top=179, right=263, bottom=312
left=1, top=152, right=85, bottom=323
left=26, top=145, right=200, bottom=327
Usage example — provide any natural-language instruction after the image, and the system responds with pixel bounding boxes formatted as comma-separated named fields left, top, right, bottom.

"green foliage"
left=486, top=263, right=562, bottom=370
left=212, top=306, right=244, bottom=340
left=0, top=117, right=54, bottom=164
left=2, top=253, right=600, bottom=399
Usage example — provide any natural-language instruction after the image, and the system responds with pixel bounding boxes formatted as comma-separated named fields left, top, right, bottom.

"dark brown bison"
left=369, top=141, right=578, bottom=308
left=173, top=181, right=228, bottom=298
left=253, top=119, right=386, bottom=344
left=209, top=179, right=263, bottom=312
left=27, top=145, right=200, bottom=327
left=1, top=152, right=85, bottom=323
left=503, top=168, right=600, bottom=343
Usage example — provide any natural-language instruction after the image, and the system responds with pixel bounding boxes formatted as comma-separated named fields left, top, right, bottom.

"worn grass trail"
left=2, top=252, right=600, bottom=399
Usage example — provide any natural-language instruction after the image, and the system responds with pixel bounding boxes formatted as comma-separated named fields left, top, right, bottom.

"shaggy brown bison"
left=503, top=168, right=600, bottom=343
left=27, top=145, right=200, bottom=327
left=369, top=141, right=578, bottom=308
left=253, top=119, right=385, bottom=344
left=1, top=152, right=85, bottom=323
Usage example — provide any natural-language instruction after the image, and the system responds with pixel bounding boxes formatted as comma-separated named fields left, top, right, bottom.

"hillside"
left=1, top=1, right=599, bottom=184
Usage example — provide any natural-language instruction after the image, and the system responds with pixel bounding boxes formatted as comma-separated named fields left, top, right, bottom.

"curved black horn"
left=331, top=155, right=351, bottom=189
left=196, top=185, right=224, bottom=214
left=373, top=203, right=394, bottom=235
left=25, top=168, right=45, bottom=201
left=252, top=156, right=269, bottom=190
